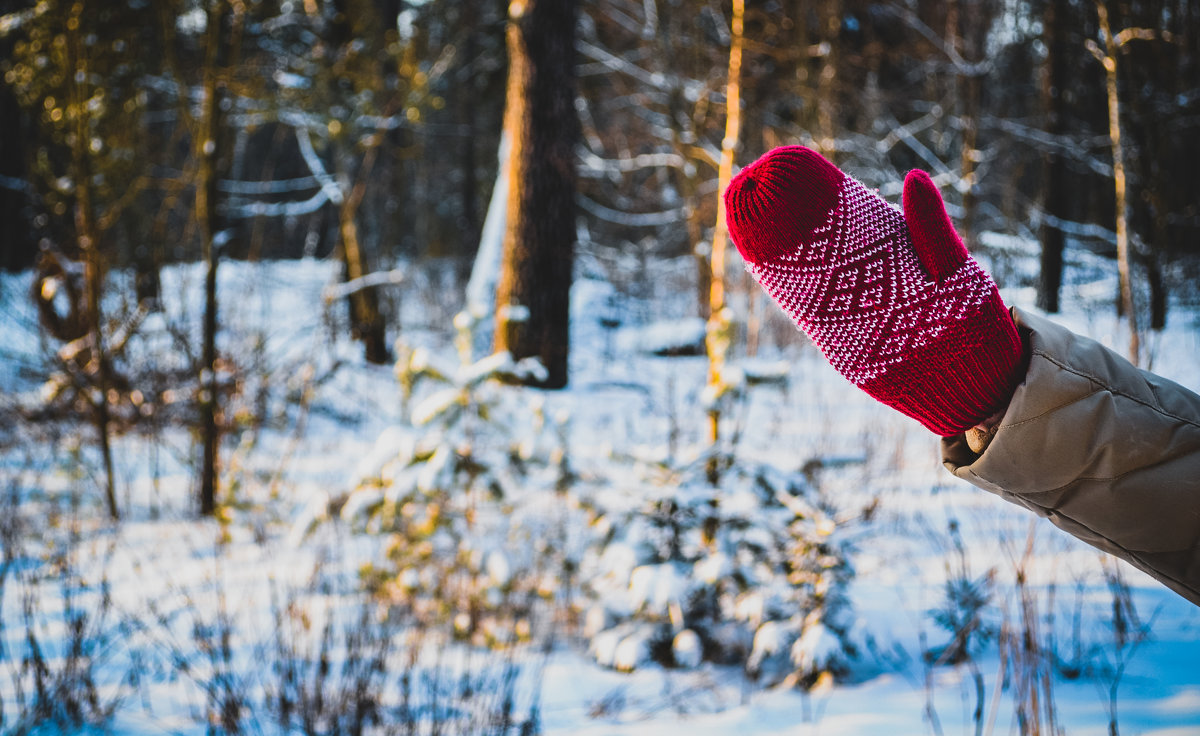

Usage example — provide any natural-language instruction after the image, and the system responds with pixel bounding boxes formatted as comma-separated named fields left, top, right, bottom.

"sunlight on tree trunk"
left=1088, top=2, right=1172, bottom=367
left=705, top=0, right=744, bottom=480
left=1097, top=3, right=1137, bottom=365
left=494, top=0, right=578, bottom=390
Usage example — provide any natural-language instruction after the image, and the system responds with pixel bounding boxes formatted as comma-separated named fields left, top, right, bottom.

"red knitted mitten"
left=724, top=145, right=1024, bottom=436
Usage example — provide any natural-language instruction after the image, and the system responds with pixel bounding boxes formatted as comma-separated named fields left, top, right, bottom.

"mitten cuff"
left=859, top=295, right=1027, bottom=436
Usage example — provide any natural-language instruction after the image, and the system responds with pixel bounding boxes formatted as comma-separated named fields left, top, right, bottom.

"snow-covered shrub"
left=579, top=457, right=855, bottom=686
left=325, top=312, right=578, bottom=648
left=927, top=569, right=996, bottom=666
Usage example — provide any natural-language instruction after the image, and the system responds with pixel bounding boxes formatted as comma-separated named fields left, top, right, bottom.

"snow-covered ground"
left=1, top=250, right=1198, bottom=735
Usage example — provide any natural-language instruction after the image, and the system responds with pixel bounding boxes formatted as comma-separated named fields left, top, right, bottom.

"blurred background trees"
left=2, top=0, right=1198, bottom=510
left=4, top=0, right=1197, bottom=319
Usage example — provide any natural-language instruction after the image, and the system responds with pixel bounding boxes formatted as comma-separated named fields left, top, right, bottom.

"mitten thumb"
left=902, top=170, right=969, bottom=282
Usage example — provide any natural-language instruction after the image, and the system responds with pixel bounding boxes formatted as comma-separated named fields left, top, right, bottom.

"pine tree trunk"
left=196, top=0, right=229, bottom=517
left=1037, top=0, right=1069, bottom=314
left=494, top=0, right=579, bottom=389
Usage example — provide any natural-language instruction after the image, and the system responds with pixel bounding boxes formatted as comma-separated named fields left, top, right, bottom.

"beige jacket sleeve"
left=942, top=307, right=1200, bottom=606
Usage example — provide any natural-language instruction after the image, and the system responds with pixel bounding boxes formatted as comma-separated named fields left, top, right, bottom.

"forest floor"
left=1, top=251, right=1199, bottom=735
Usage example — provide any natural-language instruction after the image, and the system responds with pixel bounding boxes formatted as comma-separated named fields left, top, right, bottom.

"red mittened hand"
left=724, top=145, right=1024, bottom=436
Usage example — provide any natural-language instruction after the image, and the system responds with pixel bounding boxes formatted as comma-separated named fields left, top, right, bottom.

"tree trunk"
left=0, top=62, right=33, bottom=272
left=705, top=0, right=745, bottom=485
left=196, top=0, right=230, bottom=517
left=338, top=156, right=391, bottom=366
left=1095, top=2, right=1139, bottom=365
left=815, top=0, right=839, bottom=156
left=1138, top=248, right=1167, bottom=331
left=1037, top=0, right=1069, bottom=314
left=707, top=0, right=744, bottom=344
left=1143, top=187, right=1170, bottom=331
left=68, top=7, right=118, bottom=520
left=494, top=0, right=579, bottom=389
left=953, top=0, right=988, bottom=252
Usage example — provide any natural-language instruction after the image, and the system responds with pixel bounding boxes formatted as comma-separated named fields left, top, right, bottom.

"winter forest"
left=1, top=0, right=1200, bottom=733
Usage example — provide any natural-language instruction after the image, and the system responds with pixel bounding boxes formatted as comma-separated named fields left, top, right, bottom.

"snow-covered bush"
left=325, top=312, right=577, bottom=648
left=579, top=456, right=855, bottom=687
left=926, top=522, right=997, bottom=667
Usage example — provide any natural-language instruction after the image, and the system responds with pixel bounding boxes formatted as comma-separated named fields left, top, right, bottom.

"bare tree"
left=1087, top=1, right=1176, bottom=366
left=195, top=0, right=236, bottom=516
left=946, top=0, right=995, bottom=251
left=334, top=133, right=392, bottom=366
left=65, top=1, right=118, bottom=519
left=323, top=1, right=393, bottom=366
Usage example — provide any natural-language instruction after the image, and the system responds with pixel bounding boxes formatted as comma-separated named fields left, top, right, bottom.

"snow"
left=465, top=133, right=510, bottom=324
left=672, top=630, right=703, bottom=668
left=618, top=316, right=708, bottom=355
left=2, top=244, right=1199, bottom=735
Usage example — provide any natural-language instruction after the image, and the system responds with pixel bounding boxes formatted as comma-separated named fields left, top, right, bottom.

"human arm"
left=725, top=145, right=1200, bottom=606
left=943, top=307, right=1200, bottom=606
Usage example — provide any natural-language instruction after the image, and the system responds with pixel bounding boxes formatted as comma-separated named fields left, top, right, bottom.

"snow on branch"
left=874, top=111, right=940, bottom=158
left=876, top=114, right=956, bottom=180
left=641, top=0, right=658, bottom=37
left=218, top=176, right=322, bottom=194
left=577, top=149, right=686, bottom=177
left=294, top=127, right=344, bottom=206
left=223, top=189, right=330, bottom=218
left=1033, top=210, right=1118, bottom=245
left=0, top=5, right=47, bottom=38
left=576, top=194, right=685, bottom=227
left=576, top=39, right=665, bottom=89
left=983, top=116, right=1114, bottom=177
left=322, top=268, right=407, bottom=302
left=879, top=4, right=992, bottom=77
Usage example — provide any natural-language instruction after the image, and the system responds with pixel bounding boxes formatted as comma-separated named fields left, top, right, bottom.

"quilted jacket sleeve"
left=942, top=307, right=1200, bottom=606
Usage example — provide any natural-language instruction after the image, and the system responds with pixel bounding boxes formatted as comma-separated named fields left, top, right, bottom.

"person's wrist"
left=965, top=405, right=1007, bottom=454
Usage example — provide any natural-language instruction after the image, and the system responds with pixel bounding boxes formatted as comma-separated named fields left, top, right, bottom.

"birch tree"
left=705, top=0, right=743, bottom=453
left=1087, top=1, right=1175, bottom=366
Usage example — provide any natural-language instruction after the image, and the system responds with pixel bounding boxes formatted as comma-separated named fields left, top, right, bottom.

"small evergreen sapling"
left=580, top=457, right=855, bottom=685
left=331, top=311, right=574, bottom=648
